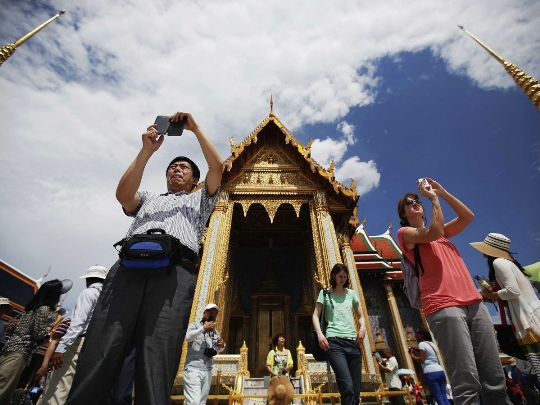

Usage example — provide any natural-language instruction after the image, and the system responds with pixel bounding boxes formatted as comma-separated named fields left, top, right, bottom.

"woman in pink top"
left=397, top=178, right=510, bottom=405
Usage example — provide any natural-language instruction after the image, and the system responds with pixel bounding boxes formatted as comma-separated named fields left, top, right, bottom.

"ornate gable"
left=222, top=114, right=358, bottom=205
left=224, top=144, right=316, bottom=194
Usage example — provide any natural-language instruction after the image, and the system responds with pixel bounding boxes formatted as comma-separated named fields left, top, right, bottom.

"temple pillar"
left=178, top=191, right=233, bottom=372
left=339, top=233, right=377, bottom=375
left=309, top=190, right=342, bottom=287
left=249, top=295, right=258, bottom=372
left=383, top=283, right=415, bottom=372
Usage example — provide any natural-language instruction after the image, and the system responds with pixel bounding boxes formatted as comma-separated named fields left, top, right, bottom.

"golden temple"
left=173, top=105, right=427, bottom=397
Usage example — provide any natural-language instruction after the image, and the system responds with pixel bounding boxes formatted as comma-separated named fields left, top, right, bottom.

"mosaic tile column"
left=309, top=190, right=342, bottom=287
left=340, top=234, right=377, bottom=375
left=383, top=283, right=415, bottom=372
left=177, top=191, right=234, bottom=374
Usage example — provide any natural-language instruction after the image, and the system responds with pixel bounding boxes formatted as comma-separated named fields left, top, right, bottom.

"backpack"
left=401, top=245, right=424, bottom=309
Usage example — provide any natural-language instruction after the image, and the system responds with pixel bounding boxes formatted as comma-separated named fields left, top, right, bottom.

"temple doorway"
left=226, top=202, right=316, bottom=376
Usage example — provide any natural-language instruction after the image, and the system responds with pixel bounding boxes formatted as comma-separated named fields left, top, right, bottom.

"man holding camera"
left=378, top=347, right=406, bottom=405
left=65, top=112, right=223, bottom=405
left=184, top=303, right=225, bottom=405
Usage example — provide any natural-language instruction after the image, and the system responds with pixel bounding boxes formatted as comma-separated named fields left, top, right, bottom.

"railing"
left=171, top=388, right=415, bottom=405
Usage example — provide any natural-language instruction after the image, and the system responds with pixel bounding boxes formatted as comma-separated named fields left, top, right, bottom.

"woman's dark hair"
left=416, top=326, right=432, bottom=342
left=25, top=279, right=63, bottom=312
left=272, top=332, right=285, bottom=348
left=397, top=192, right=426, bottom=227
left=487, top=255, right=528, bottom=282
left=329, top=263, right=350, bottom=289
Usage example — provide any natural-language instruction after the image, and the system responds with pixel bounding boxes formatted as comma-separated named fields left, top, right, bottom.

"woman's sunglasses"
left=405, top=199, right=422, bottom=206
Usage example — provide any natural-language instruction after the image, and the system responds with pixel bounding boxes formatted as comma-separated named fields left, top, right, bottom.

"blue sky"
left=0, top=0, right=539, bottom=321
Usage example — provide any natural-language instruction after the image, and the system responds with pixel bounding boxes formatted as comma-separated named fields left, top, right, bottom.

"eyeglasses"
left=405, top=199, right=422, bottom=206
left=168, top=163, right=192, bottom=172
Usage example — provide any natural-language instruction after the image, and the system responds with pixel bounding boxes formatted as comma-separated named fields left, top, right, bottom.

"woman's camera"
left=204, top=347, right=217, bottom=357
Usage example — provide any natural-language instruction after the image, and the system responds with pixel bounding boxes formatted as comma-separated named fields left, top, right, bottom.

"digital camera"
left=204, top=347, right=217, bottom=357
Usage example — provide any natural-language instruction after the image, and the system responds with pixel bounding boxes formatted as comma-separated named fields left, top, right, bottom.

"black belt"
left=328, top=336, right=356, bottom=341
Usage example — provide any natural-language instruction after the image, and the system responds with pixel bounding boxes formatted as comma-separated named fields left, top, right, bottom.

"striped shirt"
left=124, top=182, right=220, bottom=255
left=52, top=318, right=71, bottom=340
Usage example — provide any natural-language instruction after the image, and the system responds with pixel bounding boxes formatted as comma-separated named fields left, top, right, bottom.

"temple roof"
left=223, top=114, right=358, bottom=203
left=350, top=223, right=403, bottom=275
left=370, top=228, right=402, bottom=261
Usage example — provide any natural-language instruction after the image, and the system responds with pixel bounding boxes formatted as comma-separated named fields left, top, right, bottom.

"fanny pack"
left=114, top=229, right=183, bottom=269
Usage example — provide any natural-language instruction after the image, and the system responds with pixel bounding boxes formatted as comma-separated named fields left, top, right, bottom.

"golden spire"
left=1, top=9, right=66, bottom=67
left=458, top=25, right=540, bottom=113
left=269, top=93, right=274, bottom=117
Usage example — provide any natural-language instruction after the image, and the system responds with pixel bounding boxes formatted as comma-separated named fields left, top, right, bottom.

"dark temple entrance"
left=226, top=202, right=316, bottom=377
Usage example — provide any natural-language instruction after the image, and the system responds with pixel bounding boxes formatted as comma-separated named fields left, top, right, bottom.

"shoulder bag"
left=309, top=288, right=329, bottom=361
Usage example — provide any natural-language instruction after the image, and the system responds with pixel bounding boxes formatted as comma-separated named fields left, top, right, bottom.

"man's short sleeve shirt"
left=125, top=182, right=220, bottom=254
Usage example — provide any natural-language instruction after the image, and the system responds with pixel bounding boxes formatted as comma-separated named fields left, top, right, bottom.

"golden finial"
left=458, top=24, right=540, bottom=113
left=350, top=178, right=356, bottom=194
left=269, top=93, right=274, bottom=117
left=1, top=10, right=66, bottom=66
left=458, top=25, right=504, bottom=63
left=388, top=220, right=393, bottom=231
left=327, top=160, right=335, bottom=176
left=362, top=214, right=367, bottom=226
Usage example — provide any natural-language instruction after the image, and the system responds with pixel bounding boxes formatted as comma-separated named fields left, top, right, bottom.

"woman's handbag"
left=310, top=289, right=329, bottom=361
left=114, top=229, right=181, bottom=269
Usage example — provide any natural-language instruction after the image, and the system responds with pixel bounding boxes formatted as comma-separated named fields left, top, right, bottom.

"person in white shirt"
left=378, top=347, right=405, bottom=405
left=40, top=265, right=108, bottom=405
left=183, top=304, right=225, bottom=405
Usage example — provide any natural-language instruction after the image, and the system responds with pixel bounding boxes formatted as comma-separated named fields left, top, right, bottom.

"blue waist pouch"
left=114, top=229, right=178, bottom=269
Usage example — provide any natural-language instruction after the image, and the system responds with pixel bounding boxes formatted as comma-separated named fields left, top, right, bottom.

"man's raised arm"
left=116, top=125, right=164, bottom=214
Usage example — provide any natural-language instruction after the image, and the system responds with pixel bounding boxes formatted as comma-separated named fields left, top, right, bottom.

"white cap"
left=204, top=303, right=220, bottom=312
left=80, top=265, right=108, bottom=280
left=0, top=297, right=12, bottom=306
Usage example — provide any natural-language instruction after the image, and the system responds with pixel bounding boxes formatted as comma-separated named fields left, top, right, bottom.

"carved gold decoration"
left=309, top=200, right=328, bottom=287
left=349, top=207, right=360, bottom=228
left=230, top=137, right=245, bottom=159
left=318, top=160, right=335, bottom=180
left=226, top=170, right=314, bottom=191
left=298, top=138, right=313, bottom=159
left=374, top=326, right=388, bottom=352
left=238, top=199, right=307, bottom=223
left=245, top=145, right=294, bottom=167
left=459, top=25, right=540, bottom=113
left=406, top=325, right=418, bottom=350
left=1, top=10, right=66, bottom=66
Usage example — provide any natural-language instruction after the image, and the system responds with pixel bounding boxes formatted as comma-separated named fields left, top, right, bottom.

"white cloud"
left=336, top=157, right=381, bottom=196
left=337, top=121, right=356, bottom=146
left=310, top=121, right=380, bottom=195
left=0, top=0, right=538, bottom=308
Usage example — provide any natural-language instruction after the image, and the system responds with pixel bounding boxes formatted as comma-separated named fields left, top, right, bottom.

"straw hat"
left=267, top=376, right=294, bottom=405
left=470, top=233, right=513, bottom=260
